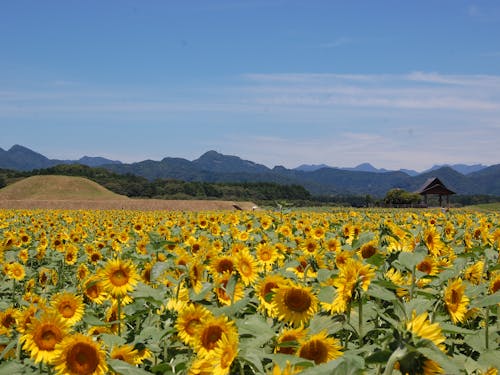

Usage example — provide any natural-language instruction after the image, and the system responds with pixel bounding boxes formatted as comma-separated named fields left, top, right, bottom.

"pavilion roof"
left=416, top=177, right=456, bottom=195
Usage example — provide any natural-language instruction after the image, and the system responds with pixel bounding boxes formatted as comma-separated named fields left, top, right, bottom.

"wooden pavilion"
left=416, top=177, right=456, bottom=207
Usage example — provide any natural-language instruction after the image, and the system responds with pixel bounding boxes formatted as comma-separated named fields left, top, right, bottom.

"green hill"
left=0, top=175, right=128, bottom=200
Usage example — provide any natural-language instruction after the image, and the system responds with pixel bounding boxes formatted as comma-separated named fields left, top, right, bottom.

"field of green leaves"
left=0, top=208, right=499, bottom=374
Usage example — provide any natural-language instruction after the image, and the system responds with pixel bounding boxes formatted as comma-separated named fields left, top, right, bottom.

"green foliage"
left=384, top=188, right=422, bottom=206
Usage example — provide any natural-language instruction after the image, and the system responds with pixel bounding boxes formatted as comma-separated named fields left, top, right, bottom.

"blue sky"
left=1, top=1, right=499, bottom=171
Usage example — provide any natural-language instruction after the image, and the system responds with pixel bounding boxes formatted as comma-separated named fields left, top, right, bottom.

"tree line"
left=1, top=164, right=499, bottom=207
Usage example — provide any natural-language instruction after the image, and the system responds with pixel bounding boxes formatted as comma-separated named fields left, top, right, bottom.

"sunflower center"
left=450, top=289, right=461, bottom=305
left=239, top=261, right=252, bottom=276
left=361, top=245, right=376, bottom=259
left=2, top=315, right=15, bottom=328
left=38, top=327, right=60, bottom=350
left=201, top=325, right=223, bottom=350
left=186, top=319, right=201, bottom=335
left=493, top=280, right=500, bottom=293
left=68, top=343, right=99, bottom=374
left=86, top=285, right=99, bottom=299
left=277, top=335, right=297, bottom=355
left=263, top=282, right=278, bottom=296
left=111, top=269, right=129, bottom=286
left=284, top=288, right=311, bottom=312
left=216, top=259, right=234, bottom=274
left=417, top=261, right=432, bottom=274
left=60, top=302, right=76, bottom=318
left=260, top=251, right=271, bottom=261
left=306, top=243, right=316, bottom=253
left=299, top=340, right=328, bottom=364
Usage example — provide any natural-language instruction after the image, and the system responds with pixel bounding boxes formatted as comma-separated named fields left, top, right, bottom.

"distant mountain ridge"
left=1, top=145, right=498, bottom=197
left=0, top=145, right=121, bottom=171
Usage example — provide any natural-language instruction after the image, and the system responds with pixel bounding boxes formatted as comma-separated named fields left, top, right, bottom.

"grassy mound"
left=0, top=175, right=128, bottom=201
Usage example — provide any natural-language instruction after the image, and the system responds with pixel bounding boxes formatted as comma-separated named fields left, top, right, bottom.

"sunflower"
left=110, top=344, right=139, bottom=365
left=15, top=304, right=39, bottom=334
left=407, top=311, right=446, bottom=351
left=463, top=260, right=484, bottom=285
left=53, top=333, right=107, bottom=375
left=272, top=283, right=318, bottom=327
left=20, top=311, right=70, bottom=364
left=77, top=263, right=89, bottom=281
left=325, top=237, right=341, bottom=253
left=255, top=274, right=289, bottom=316
left=51, top=292, right=85, bottom=326
left=327, top=259, right=375, bottom=314
left=301, top=238, right=320, bottom=256
left=274, top=326, right=307, bottom=355
left=7, top=261, right=25, bottom=281
left=18, top=248, right=29, bottom=263
left=207, top=333, right=239, bottom=375
left=235, top=249, right=260, bottom=285
left=255, top=243, right=281, bottom=271
left=444, top=278, right=469, bottom=324
left=297, top=331, right=343, bottom=364
left=194, top=315, right=238, bottom=357
left=214, top=272, right=245, bottom=306
left=489, top=272, right=500, bottom=294
left=64, top=244, right=79, bottom=265
left=268, top=361, right=300, bottom=375
left=417, top=257, right=439, bottom=276
left=176, top=303, right=212, bottom=346
left=357, top=240, right=377, bottom=259
left=99, top=258, right=139, bottom=298
left=0, top=307, right=17, bottom=336
left=83, top=276, right=108, bottom=305
left=189, top=262, right=206, bottom=293
left=397, top=354, right=444, bottom=375
left=209, top=255, right=235, bottom=277
left=423, top=228, right=444, bottom=256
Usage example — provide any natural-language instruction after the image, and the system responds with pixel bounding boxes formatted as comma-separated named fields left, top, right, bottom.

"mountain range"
left=1, top=144, right=499, bottom=197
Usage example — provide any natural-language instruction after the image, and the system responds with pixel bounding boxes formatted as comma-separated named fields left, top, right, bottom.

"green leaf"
left=308, top=314, right=343, bottom=336
left=365, top=350, right=392, bottom=364
left=0, top=361, right=27, bottom=373
left=236, top=314, right=275, bottom=343
left=131, top=282, right=165, bottom=303
left=317, top=268, right=334, bottom=283
left=299, top=353, right=365, bottom=375
left=318, top=286, right=336, bottom=303
left=366, top=283, right=397, bottom=301
left=398, top=250, right=426, bottom=270
left=189, top=282, right=213, bottom=302
left=82, top=312, right=107, bottom=327
left=417, top=347, right=462, bottom=374
left=471, top=291, right=500, bottom=308
left=108, top=359, right=152, bottom=375
left=100, top=333, right=126, bottom=348
left=439, top=322, right=475, bottom=335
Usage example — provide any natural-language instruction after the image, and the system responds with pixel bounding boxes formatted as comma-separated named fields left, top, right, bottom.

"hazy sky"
left=1, top=1, right=499, bottom=171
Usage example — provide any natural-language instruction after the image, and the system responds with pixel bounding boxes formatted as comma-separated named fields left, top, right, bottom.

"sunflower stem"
left=11, top=279, right=16, bottom=305
left=485, top=306, right=489, bottom=350
left=409, top=265, right=416, bottom=300
left=382, top=347, right=407, bottom=375
left=358, top=296, right=363, bottom=347
left=117, top=295, right=122, bottom=337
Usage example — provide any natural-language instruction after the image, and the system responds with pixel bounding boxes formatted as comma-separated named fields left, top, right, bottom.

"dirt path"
left=0, top=199, right=258, bottom=211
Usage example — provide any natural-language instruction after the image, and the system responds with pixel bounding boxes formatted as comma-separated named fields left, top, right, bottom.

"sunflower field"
left=0, top=208, right=499, bottom=375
